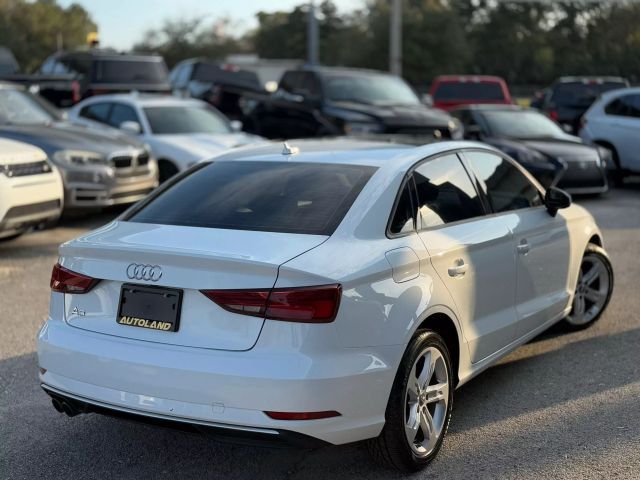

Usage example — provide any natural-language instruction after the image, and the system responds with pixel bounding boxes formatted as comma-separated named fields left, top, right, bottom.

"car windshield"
left=127, top=161, right=376, bottom=235
left=144, top=106, right=231, bottom=134
left=550, top=81, right=627, bottom=107
left=0, top=89, right=58, bottom=125
left=482, top=110, right=565, bottom=139
left=93, top=59, right=168, bottom=84
left=324, top=74, right=420, bottom=105
left=434, top=82, right=505, bottom=101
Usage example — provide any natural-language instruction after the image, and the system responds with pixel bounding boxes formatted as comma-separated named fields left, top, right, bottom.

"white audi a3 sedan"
left=37, top=139, right=613, bottom=472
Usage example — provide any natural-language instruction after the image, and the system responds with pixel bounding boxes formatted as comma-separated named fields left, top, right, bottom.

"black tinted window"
left=413, top=154, right=484, bottom=228
left=128, top=162, right=376, bottom=235
left=604, top=95, right=640, bottom=118
left=80, top=103, right=111, bottom=123
left=466, top=151, right=542, bottom=213
left=389, top=182, right=415, bottom=235
left=109, top=104, right=138, bottom=127
left=93, top=60, right=168, bottom=84
left=551, top=81, right=627, bottom=107
left=433, top=82, right=505, bottom=101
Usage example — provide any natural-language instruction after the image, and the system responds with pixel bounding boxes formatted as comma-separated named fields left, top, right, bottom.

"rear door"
left=463, top=150, right=571, bottom=339
left=601, top=94, right=640, bottom=171
left=415, top=153, right=518, bottom=363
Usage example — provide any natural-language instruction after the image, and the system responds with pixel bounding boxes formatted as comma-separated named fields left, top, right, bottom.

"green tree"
left=0, top=0, right=96, bottom=72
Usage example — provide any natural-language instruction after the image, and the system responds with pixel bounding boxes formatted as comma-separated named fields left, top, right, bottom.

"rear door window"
left=108, top=103, right=139, bottom=127
left=92, top=59, right=169, bottom=84
left=127, top=161, right=377, bottom=235
left=433, top=82, right=505, bottom=101
left=79, top=102, right=112, bottom=123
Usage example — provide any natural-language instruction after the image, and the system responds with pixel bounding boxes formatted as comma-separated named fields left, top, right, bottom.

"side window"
left=413, top=154, right=484, bottom=228
left=300, top=73, right=321, bottom=99
left=389, top=181, right=416, bottom=235
left=108, top=103, right=139, bottom=127
left=605, top=95, right=640, bottom=118
left=173, top=63, right=192, bottom=86
left=79, top=103, right=111, bottom=123
left=465, top=151, right=543, bottom=213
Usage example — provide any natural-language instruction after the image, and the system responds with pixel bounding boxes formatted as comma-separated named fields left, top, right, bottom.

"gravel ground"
left=1, top=187, right=639, bottom=480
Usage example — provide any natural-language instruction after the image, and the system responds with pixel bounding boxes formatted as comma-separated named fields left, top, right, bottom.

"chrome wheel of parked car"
left=565, top=244, right=613, bottom=329
left=404, top=346, right=449, bottom=457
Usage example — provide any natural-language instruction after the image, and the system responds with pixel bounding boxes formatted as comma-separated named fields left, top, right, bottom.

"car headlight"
left=448, top=119, right=463, bottom=140
left=52, top=150, right=106, bottom=166
left=344, top=121, right=383, bottom=135
left=502, top=147, right=547, bottom=164
left=595, top=145, right=612, bottom=168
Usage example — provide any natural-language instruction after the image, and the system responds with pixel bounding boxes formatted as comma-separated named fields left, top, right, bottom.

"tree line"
left=2, top=0, right=639, bottom=87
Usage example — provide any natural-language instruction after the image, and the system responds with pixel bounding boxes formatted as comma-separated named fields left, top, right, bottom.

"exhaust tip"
left=61, top=401, right=79, bottom=417
left=51, top=397, right=64, bottom=413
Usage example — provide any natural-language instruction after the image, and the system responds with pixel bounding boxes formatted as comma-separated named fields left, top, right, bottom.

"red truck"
left=429, top=75, right=512, bottom=111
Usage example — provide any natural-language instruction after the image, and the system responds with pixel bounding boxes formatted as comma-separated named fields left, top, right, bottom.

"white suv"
left=0, top=138, right=63, bottom=240
left=580, top=87, right=640, bottom=184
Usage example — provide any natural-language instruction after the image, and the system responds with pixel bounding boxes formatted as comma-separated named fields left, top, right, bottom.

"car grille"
left=3, top=199, right=61, bottom=219
left=137, top=152, right=149, bottom=165
left=1, top=160, right=52, bottom=178
left=111, top=155, right=133, bottom=169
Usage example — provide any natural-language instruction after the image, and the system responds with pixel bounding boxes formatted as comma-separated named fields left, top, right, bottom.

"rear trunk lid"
left=59, top=221, right=327, bottom=351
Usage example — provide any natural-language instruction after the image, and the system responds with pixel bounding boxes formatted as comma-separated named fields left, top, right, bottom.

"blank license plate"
left=117, top=283, right=183, bottom=332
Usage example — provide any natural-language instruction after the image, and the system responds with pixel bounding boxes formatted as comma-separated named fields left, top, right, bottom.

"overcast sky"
left=58, top=0, right=362, bottom=50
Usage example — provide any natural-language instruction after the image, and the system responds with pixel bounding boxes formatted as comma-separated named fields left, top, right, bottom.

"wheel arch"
left=413, top=306, right=464, bottom=387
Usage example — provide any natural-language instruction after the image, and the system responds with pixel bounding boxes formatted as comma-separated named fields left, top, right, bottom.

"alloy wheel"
left=403, top=346, right=450, bottom=457
left=566, top=254, right=610, bottom=326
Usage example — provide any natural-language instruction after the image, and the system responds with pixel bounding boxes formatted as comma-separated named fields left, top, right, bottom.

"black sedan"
left=451, top=105, right=609, bottom=194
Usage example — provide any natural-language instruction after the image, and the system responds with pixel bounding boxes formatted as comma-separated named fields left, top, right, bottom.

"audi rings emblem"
left=126, top=263, right=162, bottom=282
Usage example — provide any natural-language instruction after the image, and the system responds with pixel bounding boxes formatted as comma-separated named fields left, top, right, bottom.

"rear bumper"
left=42, top=385, right=327, bottom=448
left=37, top=318, right=400, bottom=445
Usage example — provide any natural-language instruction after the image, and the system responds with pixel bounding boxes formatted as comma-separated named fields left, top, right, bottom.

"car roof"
left=298, top=66, right=397, bottom=78
left=208, top=139, right=495, bottom=170
left=556, top=76, right=628, bottom=84
left=433, top=75, right=506, bottom=83
left=75, top=93, right=205, bottom=108
left=55, top=49, right=164, bottom=61
left=450, top=104, right=525, bottom=113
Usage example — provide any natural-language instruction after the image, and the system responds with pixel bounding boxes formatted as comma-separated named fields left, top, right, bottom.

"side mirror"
left=229, top=120, right=243, bottom=132
left=421, top=93, right=433, bottom=107
left=545, top=186, right=571, bottom=216
left=464, top=125, right=482, bottom=140
left=119, top=121, right=142, bottom=135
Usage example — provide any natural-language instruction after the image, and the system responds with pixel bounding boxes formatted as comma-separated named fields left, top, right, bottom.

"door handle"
left=448, top=260, right=468, bottom=278
left=517, top=240, right=530, bottom=255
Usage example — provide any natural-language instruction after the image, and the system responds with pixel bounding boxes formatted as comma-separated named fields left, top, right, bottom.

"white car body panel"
left=0, top=138, right=63, bottom=238
left=580, top=86, right=640, bottom=173
left=37, top=140, right=604, bottom=445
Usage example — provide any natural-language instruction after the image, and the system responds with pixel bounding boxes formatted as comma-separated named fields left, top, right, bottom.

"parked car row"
left=2, top=45, right=639, bottom=242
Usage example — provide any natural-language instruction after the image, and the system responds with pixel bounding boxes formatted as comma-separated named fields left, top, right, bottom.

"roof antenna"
left=282, top=142, right=300, bottom=156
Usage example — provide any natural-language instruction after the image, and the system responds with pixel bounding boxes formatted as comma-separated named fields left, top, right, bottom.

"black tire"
left=367, top=330, right=454, bottom=472
left=562, top=243, right=614, bottom=331
left=158, top=160, right=179, bottom=183
left=603, top=144, right=625, bottom=188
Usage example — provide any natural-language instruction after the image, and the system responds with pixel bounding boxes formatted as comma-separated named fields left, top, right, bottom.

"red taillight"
left=549, top=110, right=559, bottom=121
left=264, top=410, right=341, bottom=421
left=201, top=284, right=342, bottom=323
left=71, top=80, right=81, bottom=104
left=50, top=263, right=99, bottom=294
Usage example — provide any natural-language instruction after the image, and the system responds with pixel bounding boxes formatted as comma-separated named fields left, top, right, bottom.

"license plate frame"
left=117, top=283, right=183, bottom=332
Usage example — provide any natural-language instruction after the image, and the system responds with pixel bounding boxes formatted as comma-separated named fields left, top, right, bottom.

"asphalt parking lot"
left=1, top=186, right=639, bottom=480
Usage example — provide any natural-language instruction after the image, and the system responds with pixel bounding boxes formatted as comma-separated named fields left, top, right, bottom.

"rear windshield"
left=127, top=161, right=376, bottom=235
left=433, top=82, right=505, bottom=101
left=92, top=59, right=168, bottom=84
left=551, top=81, right=627, bottom=107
